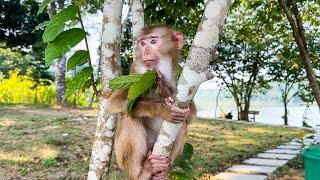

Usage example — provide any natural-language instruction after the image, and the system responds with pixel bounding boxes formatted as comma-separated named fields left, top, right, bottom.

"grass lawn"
left=0, top=106, right=309, bottom=179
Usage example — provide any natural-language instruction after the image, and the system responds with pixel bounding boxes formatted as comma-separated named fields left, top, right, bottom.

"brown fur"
left=106, top=25, right=194, bottom=180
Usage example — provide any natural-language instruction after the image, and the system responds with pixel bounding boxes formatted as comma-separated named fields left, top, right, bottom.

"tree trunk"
left=283, top=100, right=288, bottom=125
left=131, top=0, right=144, bottom=62
left=48, top=0, right=67, bottom=106
left=55, top=55, right=67, bottom=106
left=87, top=0, right=123, bottom=179
left=278, top=0, right=320, bottom=111
left=239, top=110, right=248, bottom=121
left=152, top=0, right=233, bottom=157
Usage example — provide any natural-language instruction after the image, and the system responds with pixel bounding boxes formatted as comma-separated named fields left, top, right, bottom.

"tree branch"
left=78, top=11, right=100, bottom=97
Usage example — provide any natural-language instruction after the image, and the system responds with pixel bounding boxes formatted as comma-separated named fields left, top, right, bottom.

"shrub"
left=0, top=69, right=55, bottom=105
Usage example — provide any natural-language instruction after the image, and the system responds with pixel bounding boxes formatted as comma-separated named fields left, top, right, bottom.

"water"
left=193, top=81, right=320, bottom=128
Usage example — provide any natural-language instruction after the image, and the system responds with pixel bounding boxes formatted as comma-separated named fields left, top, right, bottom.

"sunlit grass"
left=246, top=127, right=273, bottom=133
left=0, top=119, right=17, bottom=127
left=0, top=151, right=33, bottom=163
left=35, top=145, right=59, bottom=159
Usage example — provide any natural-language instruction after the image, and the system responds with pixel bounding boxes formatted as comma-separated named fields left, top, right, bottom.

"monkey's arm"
left=105, top=89, right=172, bottom=120
left=131, top=100, right=172, bottom=120
left=105, top=89, right=128, bottom=114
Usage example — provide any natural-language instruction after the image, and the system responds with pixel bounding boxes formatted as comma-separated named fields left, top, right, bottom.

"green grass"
left=0, top=106, right=309, bottom=179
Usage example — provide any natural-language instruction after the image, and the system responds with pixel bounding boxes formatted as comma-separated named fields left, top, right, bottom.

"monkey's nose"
left=143, top=46, right=150, bottom=55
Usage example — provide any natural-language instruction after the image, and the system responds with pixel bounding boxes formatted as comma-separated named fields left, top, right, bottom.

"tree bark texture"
left=87, top=0, right=123, bottom=179
left=131, top=0, right=144, bottom=61
left=278, top=0, right=320, bottom=110
left=55, top=55, right=67, bottom=106
left=152, top=0, right=233, bottom=157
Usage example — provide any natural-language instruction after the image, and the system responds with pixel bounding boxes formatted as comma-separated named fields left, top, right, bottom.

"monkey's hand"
left=143, top=152, right=170, bottom=180
left=165, top=97, right=192, bottom=123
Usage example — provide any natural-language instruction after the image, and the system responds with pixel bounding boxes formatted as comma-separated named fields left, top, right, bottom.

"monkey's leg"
left=114, top=115, right=151, bottom=180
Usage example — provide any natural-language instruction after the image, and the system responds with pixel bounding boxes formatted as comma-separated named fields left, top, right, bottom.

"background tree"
left=211, top=1, right=277, bottom=120
left=0, top=0, right=52, bottom=82
left=278, top=0, right=320, bottom=111
left=268, top=41, right=304, bottom=125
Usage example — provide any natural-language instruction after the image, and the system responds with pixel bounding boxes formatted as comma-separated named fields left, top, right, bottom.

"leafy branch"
left=37, top=2, right=100, bottom=99
left=109, top=70, right=157, bottom=114
left=77, top=10, right=99, bottom=96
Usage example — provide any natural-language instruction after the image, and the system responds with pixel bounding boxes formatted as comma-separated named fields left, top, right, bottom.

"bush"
left=0, top=69, right=55, bottom=105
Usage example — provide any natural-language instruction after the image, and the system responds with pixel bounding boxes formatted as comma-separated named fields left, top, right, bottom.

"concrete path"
left=212, top=133, right=318, bottom=180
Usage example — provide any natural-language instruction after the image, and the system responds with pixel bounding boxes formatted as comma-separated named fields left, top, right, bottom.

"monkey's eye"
left=150, top=39, right=157, bottom=44
left=140, top=40, right=146, bottom=46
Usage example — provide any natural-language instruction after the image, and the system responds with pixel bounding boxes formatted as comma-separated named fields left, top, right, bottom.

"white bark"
left=88, top=0, right=123, bottom=179
left=131, top=0, right=144, bottom=61
left=152, top=0, right=233, bottom=156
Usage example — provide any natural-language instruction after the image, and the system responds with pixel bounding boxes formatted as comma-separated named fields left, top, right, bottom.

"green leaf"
left=42, top=5, right=79, bottom=42
left=67, top=50, right=89, bottom=71
left=66, top=67, right=93, bottom=97
left=181, top=143, right=194, bottom=160
left=127, top=70, right=157, bottom=100
left=35, top=21, right=50, bottom=31
left=45, top=28, right=86, bottom=66
left=38, top=0, right=55, bottom=15
left=126, top=98, right=137, bottom=115
left=109, top=75, right=142, bottom=90
left=81, top=78, right=93, bottom=92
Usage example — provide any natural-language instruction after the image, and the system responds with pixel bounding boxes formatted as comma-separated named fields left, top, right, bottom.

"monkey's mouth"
left=144, top=60, right=157, bottom=68
left=144, top=60, right=156, bottom=63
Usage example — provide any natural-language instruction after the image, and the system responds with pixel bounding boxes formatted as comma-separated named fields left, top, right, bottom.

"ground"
left=0, top=105, right=308, bottom=179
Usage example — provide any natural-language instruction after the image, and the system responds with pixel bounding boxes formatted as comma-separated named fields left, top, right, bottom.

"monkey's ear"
left=173, top=31, right=184, bottom=49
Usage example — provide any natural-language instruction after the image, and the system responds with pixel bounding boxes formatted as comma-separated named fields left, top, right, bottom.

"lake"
left=193, top=82, right=320, bottom=128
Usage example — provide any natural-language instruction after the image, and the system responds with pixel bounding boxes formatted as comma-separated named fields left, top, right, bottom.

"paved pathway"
left=212, top=128, right=320, bottom=180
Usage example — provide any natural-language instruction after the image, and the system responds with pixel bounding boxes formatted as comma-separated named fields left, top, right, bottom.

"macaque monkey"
left=105, top=24, right=195, bottom=180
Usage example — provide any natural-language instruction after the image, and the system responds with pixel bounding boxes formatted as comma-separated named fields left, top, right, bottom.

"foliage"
left=66, top=67, right=93, bottom=97
left=0, top=0, right=49, bottom=49
left=38, top=1, right=98, bottom=100
left=109, top=70, right=157, bottom=114
left=67, top=50, right=90, bottom=71
left=45, top=28, right=87, bottom=66
left=0, top=48, right=29, bottom=77
left=0, top=69, right=55, bottom=105
left=0, top=69, right=93, bottom=106
left=0, top=0, right=52, bottom=83
left=109, top=75, right=141, bottom=90
left=170, top=143, right=195, bottom=179
left=120, top=17, right=133, bottom=75
left=42, top=5, right=79, bottom=43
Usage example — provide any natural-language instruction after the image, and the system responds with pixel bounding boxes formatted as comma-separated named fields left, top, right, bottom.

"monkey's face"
left=137, top=32, right=169, bottom=69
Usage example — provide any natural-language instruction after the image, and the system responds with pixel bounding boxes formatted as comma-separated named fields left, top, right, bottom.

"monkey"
left=105, top=24, right=195, bottom=180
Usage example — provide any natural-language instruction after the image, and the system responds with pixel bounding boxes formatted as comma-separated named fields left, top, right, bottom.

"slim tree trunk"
left=278, top=0, right=320, bottom=111
left=283, top=100, right=288, bottom=125
left=55, top=55, right=67, bottom=106
left=152, top=0, right=233, bottom=157
left=54, top=0, right=67, bottom=106
left=87, top=0, right=123, bottom=179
